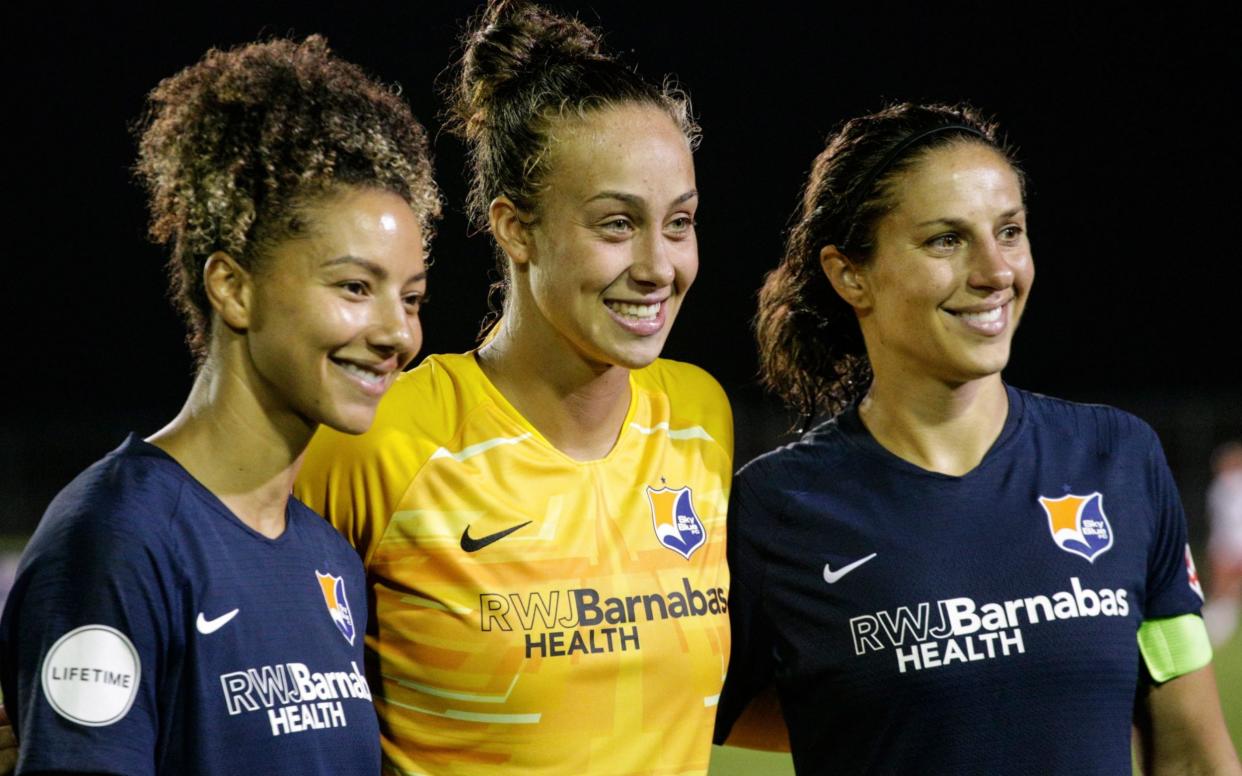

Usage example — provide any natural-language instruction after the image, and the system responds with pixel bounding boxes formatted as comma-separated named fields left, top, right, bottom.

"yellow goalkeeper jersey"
left=295, top=353, right=732, bottom=775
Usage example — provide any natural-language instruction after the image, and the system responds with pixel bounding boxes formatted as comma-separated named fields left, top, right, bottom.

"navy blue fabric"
left=0, top=435, right=381, bottom=775
left=715, top=386, right=1203, bottom=775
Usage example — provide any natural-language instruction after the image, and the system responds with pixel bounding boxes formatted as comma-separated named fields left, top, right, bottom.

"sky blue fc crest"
left=647, top=485, right=706, bottom=560
left=1038, top=492, right=1114, bottom=562
left=315, top=570, right=356, bottom=645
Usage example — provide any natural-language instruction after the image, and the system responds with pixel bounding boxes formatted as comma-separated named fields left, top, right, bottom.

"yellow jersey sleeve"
left=296, top=357, right=458, bottom=565
left=637, top=357, right=734, bottom=464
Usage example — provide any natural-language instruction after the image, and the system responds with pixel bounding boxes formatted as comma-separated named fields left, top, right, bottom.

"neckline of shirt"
left=460, top=351, right=643, bottom=467
left=118, top=433, right=302, bottom=546
left=830, top=383, right=1027, bottom=482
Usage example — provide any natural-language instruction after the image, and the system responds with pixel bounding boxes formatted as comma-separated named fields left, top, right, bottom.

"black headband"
left=839, top=123, right=988, bottom=251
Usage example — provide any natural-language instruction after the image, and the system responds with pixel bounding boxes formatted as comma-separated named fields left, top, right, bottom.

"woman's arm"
left=714, top=467, right=788, bottom=750
left=1134, top=663, right=1240, bottom=775
left=719, top=686, right=790, bottom=751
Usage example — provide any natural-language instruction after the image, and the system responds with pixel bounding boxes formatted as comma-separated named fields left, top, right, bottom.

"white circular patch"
left=40, top=624, right=141, bottom=726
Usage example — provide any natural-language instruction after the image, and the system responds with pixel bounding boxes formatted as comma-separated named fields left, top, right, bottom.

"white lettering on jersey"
left=849, top=577, right=1130, bottom=673
left=218, top=661, right=372, bottom=737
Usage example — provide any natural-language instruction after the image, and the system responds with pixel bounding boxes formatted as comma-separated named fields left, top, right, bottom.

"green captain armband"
left=1137, top=614, right=1212, bottom=683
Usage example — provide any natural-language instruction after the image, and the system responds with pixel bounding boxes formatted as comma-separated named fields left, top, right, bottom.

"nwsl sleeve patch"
left=1184, top=544, right=1204, bottom=600
left=41, top=625, right=141, bottom=726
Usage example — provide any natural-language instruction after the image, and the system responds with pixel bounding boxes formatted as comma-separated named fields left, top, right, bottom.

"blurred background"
left=3, top=1, right=1239, bottom=770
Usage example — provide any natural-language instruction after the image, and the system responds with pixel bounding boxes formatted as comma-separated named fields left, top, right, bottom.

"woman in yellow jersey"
left=295, top=2, right=732, bottom=773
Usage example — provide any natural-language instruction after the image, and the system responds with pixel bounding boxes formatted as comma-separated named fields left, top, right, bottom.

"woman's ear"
left=203, top=251, right=253, bottom=330
left=488, top=196, right=534, bottom=267
left=820, top=245, right=870, bottom=310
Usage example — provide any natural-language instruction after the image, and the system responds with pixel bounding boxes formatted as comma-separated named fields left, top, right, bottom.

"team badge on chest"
left=647, top=485, right=706, bottom=560
left=315, top=570, right=356, bottom=645
left=1038, top=492, right=1114, bottom=562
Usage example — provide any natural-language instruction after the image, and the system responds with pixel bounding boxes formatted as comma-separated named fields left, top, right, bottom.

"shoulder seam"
left=368, top=385, right=493, bottom=568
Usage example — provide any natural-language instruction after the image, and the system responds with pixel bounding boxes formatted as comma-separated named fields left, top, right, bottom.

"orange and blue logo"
left=647, top=485, right=706, bottom=560
left=1038, top=492, right=1114, bottom=563
left=315, top=570, right=356, bottom=645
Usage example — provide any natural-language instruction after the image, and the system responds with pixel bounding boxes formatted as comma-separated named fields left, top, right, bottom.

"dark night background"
left=3, top=1, right=1239, bottom=539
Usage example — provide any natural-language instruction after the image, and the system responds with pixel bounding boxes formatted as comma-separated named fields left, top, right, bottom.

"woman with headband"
left=0, top=37, right=439, bottom=774
left=295, top=2, right=730, bottom=773
left=714, top=102, right=1239, bottom=773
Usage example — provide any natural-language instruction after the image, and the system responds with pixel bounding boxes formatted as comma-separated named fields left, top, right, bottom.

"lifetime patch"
left=41, top=624, right=141, bottom=727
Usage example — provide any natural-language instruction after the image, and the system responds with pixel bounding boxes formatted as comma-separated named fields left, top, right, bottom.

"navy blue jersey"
left=0, top=436, right=381, bottom=775
left=715, top=386, right=1204, bottom=775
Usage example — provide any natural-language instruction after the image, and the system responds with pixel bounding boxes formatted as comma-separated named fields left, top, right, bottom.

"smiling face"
left=512, top=102, right=698, bottom=372
left=853, top=142, right=1033, bottom=387
left=244, top=186, right=426, bottom=434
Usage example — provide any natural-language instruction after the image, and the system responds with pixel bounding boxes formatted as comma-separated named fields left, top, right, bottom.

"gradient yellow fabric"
left=296, top=353, right=733, bottom=775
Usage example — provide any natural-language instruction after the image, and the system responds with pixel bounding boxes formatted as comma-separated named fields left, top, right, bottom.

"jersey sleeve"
left=1142, top=429, right=1205, bottom=619
left=297, top=426, right=398, bottom=565
left=650, top=359, right=734, bottom=464
left=1135, top=426, right=1212, bottom=682
left=697, top=370, right=734, bottom=466
left=714, top=464, right=779, bottom=745
left=1, top=509, right=179, bottom=775
left=295, top=367, right=447, bottom=566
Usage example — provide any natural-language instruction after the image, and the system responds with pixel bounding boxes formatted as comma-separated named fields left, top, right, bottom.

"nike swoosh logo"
left=196, top=608, right=240, bottom=634
left=460, top=521, right=532, bottom=553
left=823, top=553, right=877, bottom=584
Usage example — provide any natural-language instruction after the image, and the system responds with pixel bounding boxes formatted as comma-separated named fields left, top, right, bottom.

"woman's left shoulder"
left=635, top=358, right=728, bottom=404
left=634, top=358, right=733, bottom=452
left=1013, top=386, right=1160, bottom=451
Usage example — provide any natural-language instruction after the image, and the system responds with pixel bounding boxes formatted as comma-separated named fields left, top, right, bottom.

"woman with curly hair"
left=0, top=36, right=439, bottom=774
left=294, top=2, right=731, bottom=773
left=714, top=102, right=1239, bottom=774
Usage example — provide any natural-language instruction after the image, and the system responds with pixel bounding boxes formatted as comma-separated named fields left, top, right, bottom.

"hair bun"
left=441, top=1, right=697, bottom=338
left=486, top=0, right=603, bottom=60
left=450, top=0, right=606, bottom=138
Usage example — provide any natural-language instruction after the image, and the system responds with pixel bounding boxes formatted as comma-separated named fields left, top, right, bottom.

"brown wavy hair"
left=756, top=102, right=1021, bottom=424
left=442, top=0, right=699, bottom=335
left=136, top=35, right=441, bottom=360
